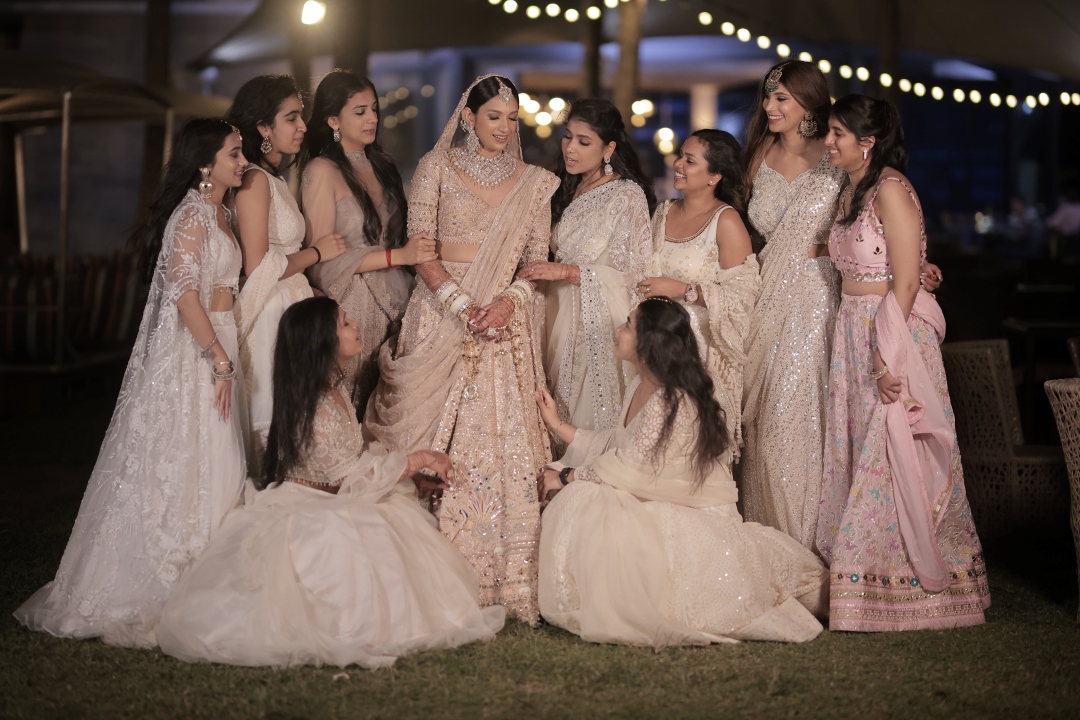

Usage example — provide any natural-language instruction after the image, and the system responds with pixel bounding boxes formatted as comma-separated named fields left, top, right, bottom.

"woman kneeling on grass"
left=535, top=298, right=828, bottom=645
left=157, top=296, right=504, bottom=669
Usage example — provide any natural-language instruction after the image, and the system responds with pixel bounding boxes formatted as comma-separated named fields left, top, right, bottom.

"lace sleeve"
left=608, top=184, right=652, bottom=302
left=163, top=203, right=210, bottom=304
left=407, top=150, right=442, bottom=238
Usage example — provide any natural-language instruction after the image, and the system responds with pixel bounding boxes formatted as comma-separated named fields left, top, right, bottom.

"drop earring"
left=332, top=129, right=341, bottom=143
left=461, top=118, right=480, bottom=153
left=798, top=112, right=818, bottom=138
left=862, top=148, right=869, bottom=160
left=260, top=135, right=273, bottom=155
left=199, top=167, right=213, bottom=200
left=603, top=156, right=613, bottom=176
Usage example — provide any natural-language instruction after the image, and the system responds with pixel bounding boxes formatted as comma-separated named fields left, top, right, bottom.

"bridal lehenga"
left=365, top=76, right=559, bottom=624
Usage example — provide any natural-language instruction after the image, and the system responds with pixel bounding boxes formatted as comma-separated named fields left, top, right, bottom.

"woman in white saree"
left=15, top=120, right=248, bottom=647
left=518, top=99, right=653, bottom=436
left=157, top=297, right=504, bottom=668
left=536, top=299, right=827, bottom=646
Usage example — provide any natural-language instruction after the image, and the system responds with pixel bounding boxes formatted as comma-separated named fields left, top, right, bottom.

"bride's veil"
left=435, top=73, right=523, bottom=160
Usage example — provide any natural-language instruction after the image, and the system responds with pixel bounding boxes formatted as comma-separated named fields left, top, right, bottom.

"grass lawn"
left=2, top=381, right=1078, bottom=719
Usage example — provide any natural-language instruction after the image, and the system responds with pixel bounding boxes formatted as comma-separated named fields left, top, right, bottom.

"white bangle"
left=448, top=292, right=474, bottom=317
left=436, top=280, right=460, bottom=304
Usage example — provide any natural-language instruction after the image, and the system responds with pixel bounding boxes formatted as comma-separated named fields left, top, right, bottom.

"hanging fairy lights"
left=485, top=1, right=1076, bottom=112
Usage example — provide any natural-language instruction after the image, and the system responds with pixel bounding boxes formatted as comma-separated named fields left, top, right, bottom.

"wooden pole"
left=57, top=90, right=71, bottom=366
left=582, top=9, right=603, bottom=98
left=613, top=0, right=647, bottom=123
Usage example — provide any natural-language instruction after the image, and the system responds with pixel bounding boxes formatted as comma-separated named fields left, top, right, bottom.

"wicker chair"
left=1068, top=337, right=1080, bottom=376
left=941, top=339, right=1069, bottom=537
left=1044, top=378, right=1080, bottom=620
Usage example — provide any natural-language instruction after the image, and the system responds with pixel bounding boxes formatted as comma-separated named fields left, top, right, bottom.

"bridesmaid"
left=739, top=60, right=848, bottom=550
left=816, top=95, right=989, bottom=630
left=300, top=70, right=435, bottom=413
left=15, top=120, right=248, bottom=646
left=639, top=129, right=761, bottom=453
left=228, top=74, right=345, bottom=478
left=518, top=98, right=654, bottom=436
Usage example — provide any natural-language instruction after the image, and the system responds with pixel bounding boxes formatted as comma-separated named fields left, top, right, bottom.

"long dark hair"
left=635, top=298, right=729, bottom=488
left=832, top=94, right=908, bottom=227
left=128, top=118, right=237, bottom=284
left=741, top=60, right=831, bottom=209
left=262, top=296, right=341, bottom=488
left=226, top=74, right=302, bottom=178
left=298, top=70, right=408, bottom=248
left=551, top=98, right=656, bottom=224
left=689, top=129, right=747, bottom=214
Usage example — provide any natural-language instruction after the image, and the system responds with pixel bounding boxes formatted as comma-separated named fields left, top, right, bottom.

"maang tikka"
left=765, top=64, right=786, bottom=94
left=496, top=77, right=515, bottom=105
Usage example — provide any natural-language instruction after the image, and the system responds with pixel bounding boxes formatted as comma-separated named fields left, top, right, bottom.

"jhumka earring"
left=332, top=129, right=341, bottom=143
left=461, top=118, right=480, bottom=153
left=260, top=135, right=273, bottom=155
left=199, top=167, right=213, bottom=199
left=798, top=112, right=818, bottom=138
left=603, top=156, right=613, bottom=176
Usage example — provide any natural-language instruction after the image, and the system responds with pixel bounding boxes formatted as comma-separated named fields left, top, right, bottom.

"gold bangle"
left=870, top=365, right=889, bottom=380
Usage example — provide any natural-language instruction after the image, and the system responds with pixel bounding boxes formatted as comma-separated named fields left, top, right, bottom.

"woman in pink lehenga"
left=816, top=95, right=990, bottom=631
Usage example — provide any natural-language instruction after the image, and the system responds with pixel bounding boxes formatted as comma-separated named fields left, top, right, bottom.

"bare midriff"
left=435, top=240, right=481, bottom=264
left=842, top=279, right=890, bottom=297
left=808, top=243, right=831, bottom=259
left=209, top=287, right=235, bottom=311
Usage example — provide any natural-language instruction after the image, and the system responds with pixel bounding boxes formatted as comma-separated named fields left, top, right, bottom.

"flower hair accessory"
left=765, top=64, right=786, bottom=94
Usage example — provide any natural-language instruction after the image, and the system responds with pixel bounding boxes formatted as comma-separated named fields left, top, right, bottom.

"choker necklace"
left=449, top=146, right=519, bottom=188
left=345, top=150, right=371, bottom=167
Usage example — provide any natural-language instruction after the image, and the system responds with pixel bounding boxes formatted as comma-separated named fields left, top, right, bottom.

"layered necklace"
left=449, top=146, right=519, bottom=188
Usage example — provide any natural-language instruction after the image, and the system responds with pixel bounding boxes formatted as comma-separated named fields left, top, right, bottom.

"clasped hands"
left=465, top=295, right=514, bottom=342
left=401, top=449, right=455, bottom=494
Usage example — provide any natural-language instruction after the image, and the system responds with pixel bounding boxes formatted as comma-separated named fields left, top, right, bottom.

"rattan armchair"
left=941, top=339, right=1069, bottom=537
left=1044, top=378, right=1080, bottom=620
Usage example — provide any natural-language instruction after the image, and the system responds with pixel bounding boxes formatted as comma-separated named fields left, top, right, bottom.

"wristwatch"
left=559, top=466, right=573, bottom=486
left=683, top=283, right=698, bottom=304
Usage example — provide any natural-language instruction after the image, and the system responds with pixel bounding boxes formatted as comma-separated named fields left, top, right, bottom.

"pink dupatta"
left=875, top=289, right=954, bottom=593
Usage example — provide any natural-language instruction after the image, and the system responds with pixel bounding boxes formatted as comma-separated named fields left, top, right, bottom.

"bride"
left=15, top=119, right=248, bottom=647
left=157, top=297, right=504, bottom=668
left=364, top=75, right=559, bottom=625
left=536, top=298, right=828, bottom=645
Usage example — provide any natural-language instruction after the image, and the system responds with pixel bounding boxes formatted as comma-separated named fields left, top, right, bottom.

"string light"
left=484, top=2, right=1072, bottom=113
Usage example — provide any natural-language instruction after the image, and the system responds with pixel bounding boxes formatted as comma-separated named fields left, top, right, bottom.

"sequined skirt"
left=817, top=294, right=991, bottom=631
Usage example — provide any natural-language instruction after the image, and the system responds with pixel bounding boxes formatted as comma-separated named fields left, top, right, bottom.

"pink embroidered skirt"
left=817, top=293, right=991, bottom=631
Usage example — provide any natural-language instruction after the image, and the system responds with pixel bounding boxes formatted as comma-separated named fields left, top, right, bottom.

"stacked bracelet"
left=435, top=279, right=460, bottom=303
left=870, top=365, right=889, bottom=380
left=211, top=360, right=237, bottom=381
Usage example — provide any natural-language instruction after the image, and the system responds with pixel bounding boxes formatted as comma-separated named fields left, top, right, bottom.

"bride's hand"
left=402, top=450, right=455, bottom=490
left=472, top=296, right=514, bottom=341
left=397, top=232, right=437, bottom=266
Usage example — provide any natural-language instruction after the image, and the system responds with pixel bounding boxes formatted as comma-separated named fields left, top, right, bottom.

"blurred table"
left=1003, top=318, right=1080, bottom=439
